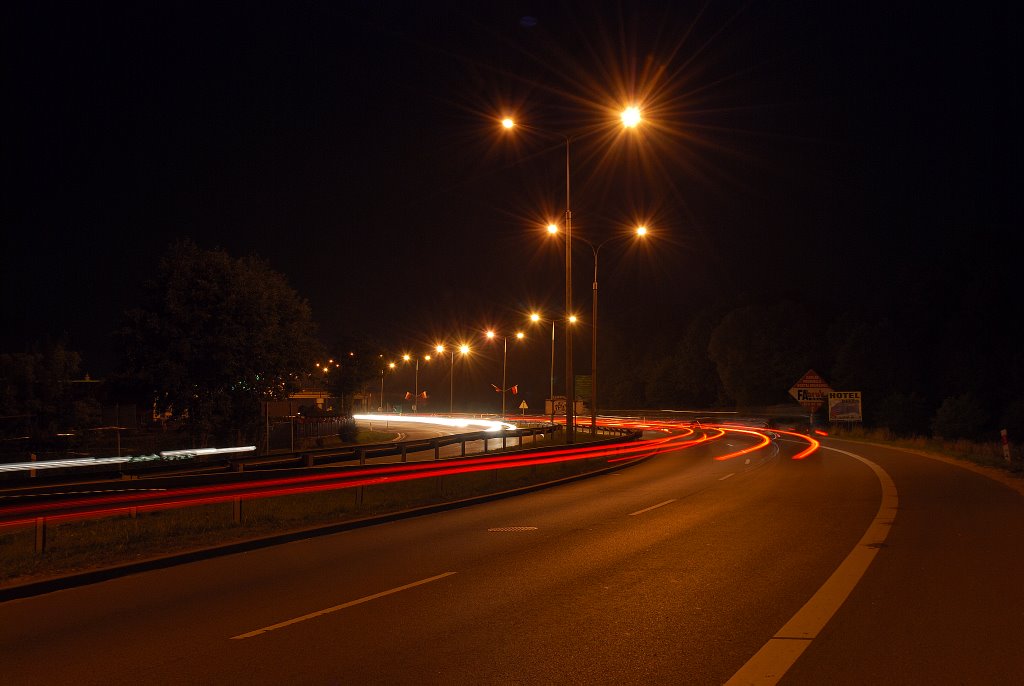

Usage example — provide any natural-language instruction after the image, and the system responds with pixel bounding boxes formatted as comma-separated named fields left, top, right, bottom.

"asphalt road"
left=1, top=434, right=1021, bottom=685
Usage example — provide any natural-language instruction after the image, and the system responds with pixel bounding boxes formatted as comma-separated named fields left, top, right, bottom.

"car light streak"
left=0, top=419, right=818, bottom=529
left=0, top=446, right=256, bottom=473
left=353, top=414, right=516, bottom=431
left=771, top=428, right=820, bottom=459
left=711, top=428, right=771, bottom=461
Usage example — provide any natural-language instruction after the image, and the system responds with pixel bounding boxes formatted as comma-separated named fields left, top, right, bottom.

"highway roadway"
left=2, top=430, right=1022, bottom=684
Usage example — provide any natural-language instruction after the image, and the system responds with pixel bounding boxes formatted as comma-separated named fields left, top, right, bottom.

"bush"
left=931, top=393, right=989, bottom=441
left=338, top=417, right=358, bottom=443
left=875, top=392, right=932, bottom=437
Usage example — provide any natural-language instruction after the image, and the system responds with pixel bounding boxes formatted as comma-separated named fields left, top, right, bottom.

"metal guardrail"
left=0, top=422, right=639, bottom=487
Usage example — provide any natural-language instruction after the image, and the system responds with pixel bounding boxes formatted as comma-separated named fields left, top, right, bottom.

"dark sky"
left=3, top=1, right=1018, bottom=394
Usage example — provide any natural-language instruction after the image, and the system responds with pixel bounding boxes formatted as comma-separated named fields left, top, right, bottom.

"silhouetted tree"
left=708, top=301, right=819, bottom=407
left=118, top=241, right=321, bottom=446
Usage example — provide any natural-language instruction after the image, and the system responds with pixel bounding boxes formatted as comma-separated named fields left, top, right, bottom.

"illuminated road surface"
left=2, top=432, right=1023, bottom=684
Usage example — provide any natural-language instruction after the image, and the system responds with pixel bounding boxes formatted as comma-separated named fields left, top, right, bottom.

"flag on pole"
left=511, top=385, right=518, bottom=395
left=419, top=391, right=428, bottom=399
left=404, top=392, right=412, bottom=400
left=491, top=384, right=501, bottom=393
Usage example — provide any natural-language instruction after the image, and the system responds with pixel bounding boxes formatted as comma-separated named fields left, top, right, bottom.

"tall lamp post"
left=502, top=106, right=641, bottom=442
left=401, top=353, right=432, bottom=412
left=485, top=330, right=524, bottom=418
left=436, top=343, right=470, bottom=414
left=380, top=361, right=396, bottom=412
left=529, top=313, right=556, bottom=424
left=572, top=226, right=648, bottom=433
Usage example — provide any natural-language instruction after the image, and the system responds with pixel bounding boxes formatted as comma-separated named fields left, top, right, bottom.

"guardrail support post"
left=461, top=440, right=466, bottom=456
left=358, top=448, right=366, bottom=466
left=305, top=453, right=314, bottom=468
left=34, top=517, right=46, bottom=555
left=401, top=445, right=408, bottom=462
left=433, top=439, right=440, bottom=460
left=232, top=461, right=244, bottom=473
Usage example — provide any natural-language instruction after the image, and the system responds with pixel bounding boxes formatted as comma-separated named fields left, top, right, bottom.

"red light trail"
left=0, top=418, right=819, bottom=529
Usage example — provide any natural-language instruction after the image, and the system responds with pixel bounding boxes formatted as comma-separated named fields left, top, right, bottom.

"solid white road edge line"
left=719, top=473, right=735, bottom=481
left=231, top=572, right=458, bottom=640
left=628, top=499, right=677, bottom=516
left=724, top=446, right=899, bottom=685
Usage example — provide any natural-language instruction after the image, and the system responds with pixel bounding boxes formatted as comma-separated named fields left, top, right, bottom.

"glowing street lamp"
left=379, top=360, right=397, bottom=411
left=401, top=353, right=432, bottom=412
left=436, top=343, right=471, bottom=414
left=573, top=225, right=649, bottom=433
left=501, top=105, right=641, bottom=442
left=485, top=329, right=525, bottom=417
left=529, top=312, right=556, bottom=424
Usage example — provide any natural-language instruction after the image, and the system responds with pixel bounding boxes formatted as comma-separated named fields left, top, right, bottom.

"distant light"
left=547, top=224, right=559, bottom=235
left=486, top=330, right=496, bottom=339
left=502, top=118, right=515, bottom=129
left=425, top=354, right=432, bottom=361
left=621, top=106, right=641, bottom=128
left=389, top=362, right=396, bottom=369
left=436, top=344, right=445, bottom=354
left=516, top=332, right=525, bottom=340
left=636, top=226, right=648, bottom=236
left=459, top=344, right=470, bottom=355
left=403, top=354, right=411, bottom=362
left=530, top=313, right=541, bottom=322
left=569, top=315, right=578, bottom=324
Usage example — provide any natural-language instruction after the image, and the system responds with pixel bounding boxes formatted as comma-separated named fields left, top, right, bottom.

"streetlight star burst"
left=621, top=106, right=641, bottom=128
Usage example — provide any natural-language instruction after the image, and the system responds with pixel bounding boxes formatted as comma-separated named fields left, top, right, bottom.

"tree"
left=931, top=393, right=989, bottom=441
left=322, top=336, right=384, bottom=416
left=0, top=341, right=82, bottom=435
left=708, top=301, right=819, bottom=407
left=118, top=241, right=322, bottom=446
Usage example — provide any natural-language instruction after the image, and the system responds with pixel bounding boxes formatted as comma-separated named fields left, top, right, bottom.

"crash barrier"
left=1, top=422, right=635, bottom=485
left=1, top=424, right=645, bottom=557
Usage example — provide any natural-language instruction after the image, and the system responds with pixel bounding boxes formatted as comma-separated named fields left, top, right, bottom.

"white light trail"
left=0, top=446, right=256, bottom=474
left=353, top=414, right=516, bottom=432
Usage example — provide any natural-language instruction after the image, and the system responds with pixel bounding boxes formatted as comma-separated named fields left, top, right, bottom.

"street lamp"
left=485, top=329, right=525, bottom=418
left=501, top=105, right=641, bottom=442
left=570, top=225, right=649, bottom=433
left=380, top=361, right=396, bottom=412
left=436, top=343, right=471, bottom=414
left=529, top=312, right=556, bottom=424
left=401, top=352, right=432, bottom=412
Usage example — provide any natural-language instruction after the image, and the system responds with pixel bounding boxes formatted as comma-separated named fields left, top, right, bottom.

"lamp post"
left=381, top=361, right=396, bottom=412
left=572, top=226, right=648, bottom=433
left=503, top=119, right=574, bottom=440
left=529, top=312, right=556, bottom=424
left=486, top=330, right=524, bottom=418
left=436, top=343, right=470, bottom=414
left=502, top=106, right=640, bottom=442
left=401, top=353, right=432, bottom=412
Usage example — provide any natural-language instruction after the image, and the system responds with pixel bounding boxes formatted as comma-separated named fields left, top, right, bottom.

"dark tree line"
left=599, top=290, right=1023, bottom=442
left=4, top=244, right=1018, bottom=448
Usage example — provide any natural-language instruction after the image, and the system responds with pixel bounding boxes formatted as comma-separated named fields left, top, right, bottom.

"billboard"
left=828, top=391, right=862, bottom=422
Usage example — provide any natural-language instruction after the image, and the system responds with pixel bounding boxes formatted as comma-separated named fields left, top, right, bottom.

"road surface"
left=2, top=433, right=1021, bottom=684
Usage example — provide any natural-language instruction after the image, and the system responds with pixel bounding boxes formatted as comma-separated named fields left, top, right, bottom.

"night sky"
left=3, top=2, right=1017, bottom=407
